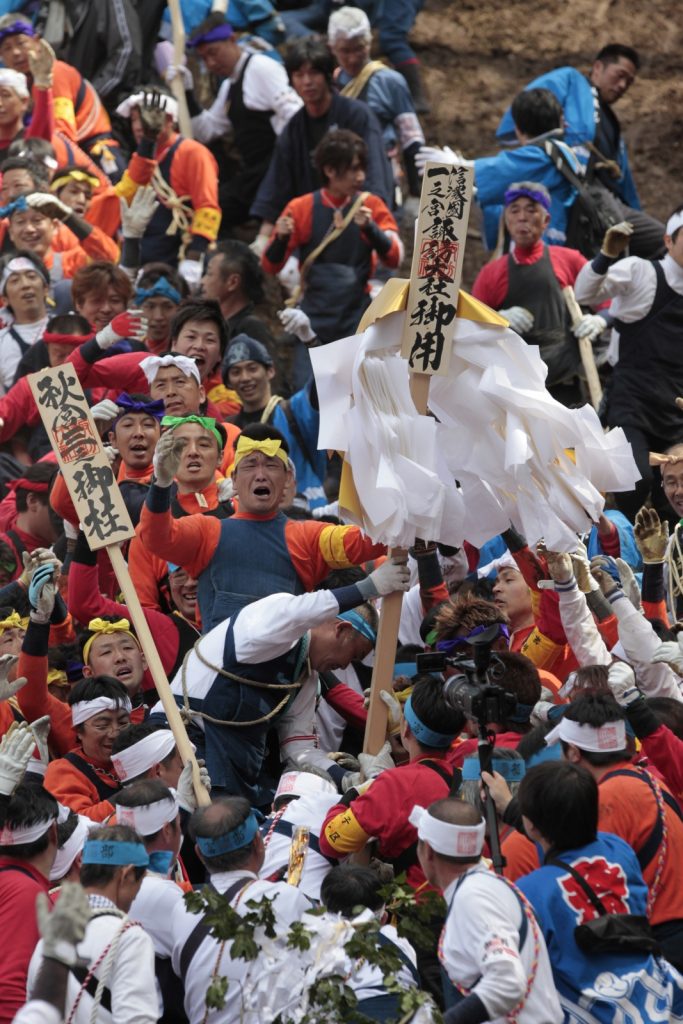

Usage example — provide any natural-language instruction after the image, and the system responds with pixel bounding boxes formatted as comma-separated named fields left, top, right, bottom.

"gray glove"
left=573, top=314, right=607, bottom=342
left=358, top=740, right=394, bottom=781
left=359, top=554, right=411, bottom=598
left=500, top=306, right=534, bottom=334
left=19, top=548, right=62, bottom=589
left=0, top=723, right=35, bottom=796
left=153, top=430, right=187, bottom=487
left=176, top=758, right=212, bottom=812
left=36, top=882, right=91, bottom=967
left=0, top=654, right=27, bottom=703
left=327, top=751, right=360, bottom=772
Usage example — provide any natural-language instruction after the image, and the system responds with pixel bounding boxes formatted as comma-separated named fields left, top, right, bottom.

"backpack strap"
left=178, top=877, right=252, bottom=982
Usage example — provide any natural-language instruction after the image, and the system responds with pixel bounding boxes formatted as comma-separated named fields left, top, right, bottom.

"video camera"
left=415, top=623, right=517, bottom=725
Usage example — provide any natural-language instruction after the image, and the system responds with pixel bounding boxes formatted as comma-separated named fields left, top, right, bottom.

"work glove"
left=178, top=258, right=203, bottom=292
left=530, top=700, right=555, bottom=727
left=153, top=429, right=187, bottom=487
left=606, top=661, right=639, bottom=706
left=29, top=563, right=56, bottom=624
left=359, top=554, right=411, bottom=598
left=570, top=550, right=599, bottom=593
left=25, top=192, right=71, bottom=222
left=327, top=751, right=360, bottom=772
left=19, top=548, right=61, bottom=590
left=601, top=220, right=634, bottom=258
left=27, top=38, right=55, bottom=89
left=615, top=557, right=642, bottom=612
left=95, top=309, right=147, bottom=350
left=499, top=306, right=534, bottom=334
left=176, top=759, right=212, bottom=812
left=120, top=186, right=159, bottom=239
left=0, top=722, right=35, bottom=796
left=362, top=688, right=403, bottom=736
left=652, top=633, right=683, bottom=676
left=89, top=399, right=121, bottom=424
left=544, top=550, right=574, bottom=585
left=30, top=715, right=51, bottom=768
left=36, top=882, right=91, bottom=967
left=415, top=145, right=470, bottom=174
left=278, top=307, right=316, bottom=343
left=138, top=90, right=168, bottom=142
left=0, top=655, right=27, bottom=704
left=359, top=740, right=394, bottom=781
left=164, top=62, right=193, bottom=90
left=635, top=506, right=669, bottom=564
left=590, top=555, right=621, bottom=597
left=217, top=477, right=234, bottom=502
left=572, top=313, right=607, bottom=342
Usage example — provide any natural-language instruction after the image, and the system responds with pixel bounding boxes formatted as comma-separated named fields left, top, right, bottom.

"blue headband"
left=0, top=195, right=28, bottom=220
left=188, top=22, right=234, bottom=47
left=135, top=276, right=181, bottom=305
left=436, top=623, right=510, bottom=655
left=82, top=840, right=149, bottom=867
left=113, top=392, right=165, bottom=423
left=462, top=756, right=526, bottom=782
left=403, top=694, right=455, bottom=749
left=504, top=186, right=551, bottom=213
left=337, top=610, right=377, bottom=645
left=0, top=21, right=35, bottom=45
left=195, top=809, right=261, bottom=858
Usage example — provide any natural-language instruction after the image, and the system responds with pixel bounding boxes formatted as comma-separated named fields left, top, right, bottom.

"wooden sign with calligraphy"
left=28, top=366, right=134, bottom=550
left=400, top=162, right=475, bottom=376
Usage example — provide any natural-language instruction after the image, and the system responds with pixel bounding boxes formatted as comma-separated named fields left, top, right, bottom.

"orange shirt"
left=51, top=61, right=112, bottom=145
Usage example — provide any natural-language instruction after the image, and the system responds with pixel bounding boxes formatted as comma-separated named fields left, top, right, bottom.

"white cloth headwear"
left=50, top=816, right=91, bottom=881
left=274, top=770, right=338, bottom=801
left=666, top=211, right=683, bottom=238
left=140, top=354, right=201, bottom=386
left=117, top=791, right=179, bottom=836
left=71, top=696, right=132, bottom=727
left=477, top=549, right=520, bottom=579
left=115, top=91, right=179, bottom=123
left=544, top=716, right=627, bottom=752
left=1, top=256, right=41, bottom=293
left=0, top=69, right=29, bottom=99
left=0, top=814, right=55, bottom=846
left=110, top=729, right=176, bottom=782
left=328, top=5, right=372, bottom=44
left=409, top=805, right=486, bottom=858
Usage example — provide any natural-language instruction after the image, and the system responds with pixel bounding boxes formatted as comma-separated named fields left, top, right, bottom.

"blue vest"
left=196, top=513, right=304, bottom=631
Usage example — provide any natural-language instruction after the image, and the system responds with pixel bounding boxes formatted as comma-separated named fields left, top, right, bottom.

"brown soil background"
left=410, top=0, right=683, bottom=287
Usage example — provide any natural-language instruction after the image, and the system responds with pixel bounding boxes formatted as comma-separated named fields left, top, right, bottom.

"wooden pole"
left=167, top=0, right=194, bottom=140
left=107, top=546, right=210, bottom=806
left=563, top=285, right=603, bottom=410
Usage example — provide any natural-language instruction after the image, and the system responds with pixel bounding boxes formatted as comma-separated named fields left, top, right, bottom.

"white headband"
left=0, top=814, right=55, bottom=847
left=666, top=212, right=683, bottom=238
left=1, top=256, right=42, bottom=294
left=117, top=791, right=179, bottom=836
left=50, top=816, right=91, bottom=881
left=115, top=91, right=179, bottom=122
left=71, top=696, right=132, bottom=727
left=477, top=550, right=520, bottom=579
left=0, top=68, right=28, bottom=99
left=409, top=805, right=486, bottom=858
left=544, top=716, right=626, bottom=752
left=140, top=353, right=201, bottom=386
left=274, top=770, right=338, bottom=800
left=111, top=729, right=176, bottom=782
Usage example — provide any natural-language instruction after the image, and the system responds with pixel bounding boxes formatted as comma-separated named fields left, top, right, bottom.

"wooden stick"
left=562, top=285, right=603, bottom=410
left=107, top=544, right=210, bottom=806
left=167, top=0, right=194, bottom=140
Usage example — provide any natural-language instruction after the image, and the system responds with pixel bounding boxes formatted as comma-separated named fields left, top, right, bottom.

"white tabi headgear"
left=140, top=354, right=201, bottom=386
left=0, top=813, right=56, bottom=847
left=117, top=790, right=179, bottom=836
left=544, top=716, right=627, bottom=752
left=409, top=804, right=486, bottom=858
left=665, top=211, right=683, bottom=238
left=274, top=770, right=338, bottom=801
left=110, top=729, right=177, bottom=782
left=50, top=815, right=91, bottom=881
left=71, top=695, right=132, bottom=727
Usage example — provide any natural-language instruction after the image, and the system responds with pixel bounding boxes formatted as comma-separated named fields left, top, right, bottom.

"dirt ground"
left=409, top=0, right=683, bottom=287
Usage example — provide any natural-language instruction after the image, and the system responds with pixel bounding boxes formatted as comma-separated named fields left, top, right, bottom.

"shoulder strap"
left=70, top=966, right=112, bottom=1014
left=179, top=877, right=252, bottom=982
left=377, top=931, right=420, bottom=984
left=267, top=818, right=338, bottom=865
left=340, top=61, right=386, bottom=100
left=601, top=768, right=681, bottom=873
left=5, top=529, right=26, bottom=562
left=421, top=758, right=462, bottom=796
left=64, top=752, right=119, bottom=802
left=545, top=857, right=608, bottom=916
left=261, top=394, right=284, bottom=424
left=0, top=863, right=36, bottom=880
left=8, top=327, right=32, bottom=355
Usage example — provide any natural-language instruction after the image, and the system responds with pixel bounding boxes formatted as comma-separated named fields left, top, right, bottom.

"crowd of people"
left=0, top=2, right=681, bottom=1023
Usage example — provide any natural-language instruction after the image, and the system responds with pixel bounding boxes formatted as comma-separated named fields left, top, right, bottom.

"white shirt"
left=171, top=870, right=310, bottom=1024
left=191, top=52, right=302, bottom=144
left=440, top=866, right=562, bottom=1024
left=0, top=317, right=48, bottom=394
left=129, top=871, right=186, bottom=958
left=574, top=252, right=683, bottom=364
left=259, top=790, right=341, bottom=901
left=27, top=897, right=158, bottom=1024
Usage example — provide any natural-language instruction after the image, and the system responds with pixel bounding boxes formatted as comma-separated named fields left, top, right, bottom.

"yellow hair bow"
left=83, top=617, right=136, bottom=664
left=47, top=668, right=69, bottom=688
left=0, top=611, right=23, bottom=633
left=233, top=435, right=288, bottom=469
left=51, top=169, right=100, bottom=192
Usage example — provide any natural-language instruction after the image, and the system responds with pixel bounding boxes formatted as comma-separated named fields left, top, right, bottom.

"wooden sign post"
left=167, top=0, right=194, bottom=140
left=363, top=161, right=475, bottom=754
left=28, top=366, right=210, bottom=806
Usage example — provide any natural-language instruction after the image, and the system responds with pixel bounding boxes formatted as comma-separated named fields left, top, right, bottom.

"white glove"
left=89, top=399, right=121, bottom=424
left=379, top=688, right=402, bottom=735
left=177, top=758, right=212, bottom=811
left=615, top=557, right=642, bottom=612
left=63, top=520, right=79, bottom=541
left=30, top=715, right=51, bottom=767
left=415, top=145, right=467, bottom=174
left=530, top=700, right=555, bottom=727
left=36, top=882, right=91, bottom=967
left=95, top=309, right=147, bottom=349
left=153, top=429, right=187, bottom=487
left=164, top=62, right=193, bottom=90
left=358, top=740, right=394, bottom=781
left=366, top=554, right=411, bottom=597
left=606, top=661, right=638, bottom=705
left=120, top=186, right=159, bottom=239
left=652, top=634, right=683, bottom=676
left=25, top=192, right=71, bottom=221
left=278, top=307, right=316, bottom=343
left=178, top=258, right=203, bottom=292
left=0, top=654, right=27, bottom=703
left=572, top=313, right=608, bottom=342
left=249, top=233, right=270, bottom=258
left=103, top=445, right=119, bottom=465
left=217, top=477, right=234, bottom=502
left=0, top=723, right=36, bottom=796
left=500, top=306, right=535, bottom=334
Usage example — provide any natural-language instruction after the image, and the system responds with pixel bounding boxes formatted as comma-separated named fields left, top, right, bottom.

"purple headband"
left=0, top=21, right=35, bottom=45
left=188, top=22, right=233, bottom=47
left=504, top=187, right=551, bottom=213
left=436, top=623, right=510, bottom=655
left=113, top=393, right=165, bottom=424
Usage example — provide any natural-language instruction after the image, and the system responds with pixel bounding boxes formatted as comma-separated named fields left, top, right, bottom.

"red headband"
left=7, top=478, right=50, bottom=493
left=43, top=331, right=94, bottom=347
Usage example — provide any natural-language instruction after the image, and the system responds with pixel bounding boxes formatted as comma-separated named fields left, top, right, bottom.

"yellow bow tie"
left=233, top=436, right=289, bottom=468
